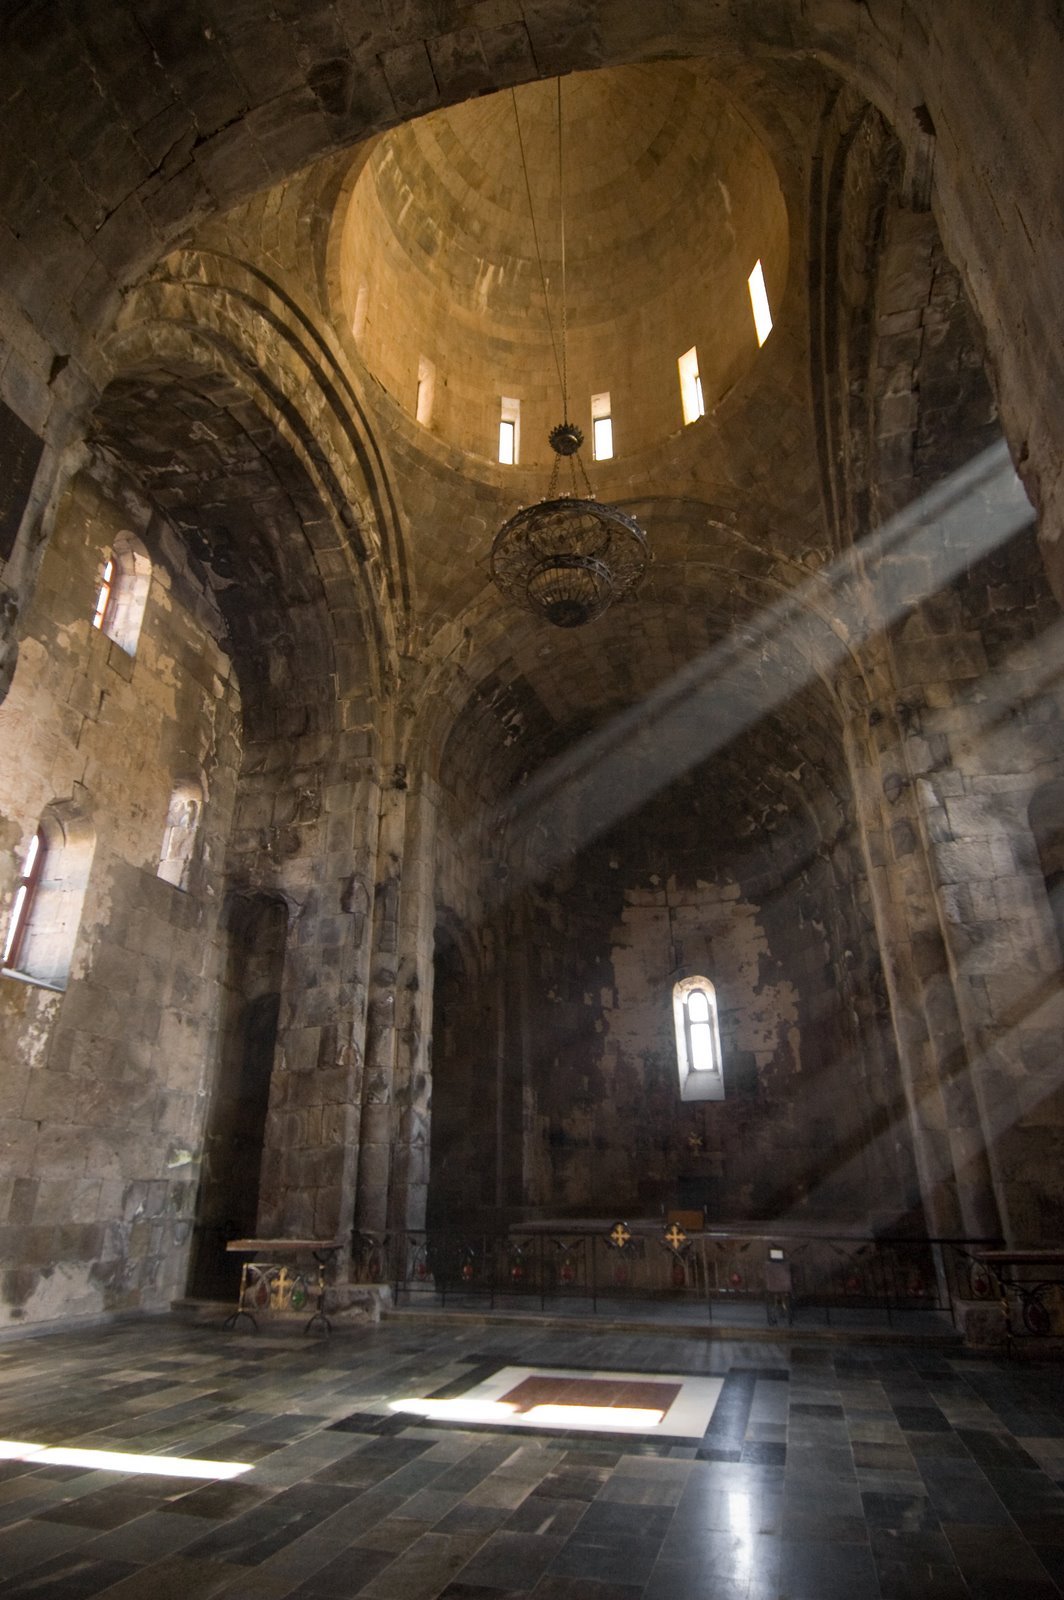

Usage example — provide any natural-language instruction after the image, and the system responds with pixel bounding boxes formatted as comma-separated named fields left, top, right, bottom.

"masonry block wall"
left=508, top=745, right=917, bottom=1228
left=0, top=472, right=240, bottom=1326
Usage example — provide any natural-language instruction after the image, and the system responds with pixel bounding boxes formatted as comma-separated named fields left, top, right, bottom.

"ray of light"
left=484, top=440, right=1033, bottom=881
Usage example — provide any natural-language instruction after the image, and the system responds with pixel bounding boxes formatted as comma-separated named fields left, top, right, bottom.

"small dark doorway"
left=1029, top=780, right=1064, bottom=957
left=427, top=919, right=497, bottom=1229
left=187, top=893, right=287, bottom=1298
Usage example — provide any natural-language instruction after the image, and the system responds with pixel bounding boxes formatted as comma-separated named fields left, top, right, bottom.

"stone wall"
left=430, top=725, right=920, bottom=1232
left=0, top=471, right=240, bottom=1326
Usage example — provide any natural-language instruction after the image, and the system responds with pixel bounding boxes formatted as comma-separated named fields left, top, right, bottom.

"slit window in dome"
left=352, top=280, right=369, bottom=342
left=591, top=392, right=613, bottom=461
left=499, top=396, right=520, bottom=465
left=678, top=347, right=704, bottom=425
left=416, top=356, right=436, bottom=426
left=748, top=259, right=773, bottom=346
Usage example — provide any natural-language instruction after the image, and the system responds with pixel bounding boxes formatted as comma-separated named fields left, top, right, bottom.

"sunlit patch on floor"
left=390, top=1365, right=724, bottom=1438
left=0, top=1439, right=252, bottom=1479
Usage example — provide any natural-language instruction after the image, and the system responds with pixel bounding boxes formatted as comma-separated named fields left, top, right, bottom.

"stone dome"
left=337, top=62, right=789, bottom=467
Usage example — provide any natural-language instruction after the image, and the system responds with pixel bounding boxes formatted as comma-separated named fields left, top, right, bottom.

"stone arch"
left=121, top=252, right=412, bottom=638
left=0, top=6, right=1058, bottom=570
left=96, top=294, right=399, bottom=714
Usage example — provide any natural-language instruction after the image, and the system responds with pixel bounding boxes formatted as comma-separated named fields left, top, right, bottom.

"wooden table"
left=224, top=1238, right=342, bottom=1336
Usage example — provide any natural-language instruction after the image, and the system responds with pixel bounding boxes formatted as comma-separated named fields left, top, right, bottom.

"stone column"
left=888, top=614, right=1064, bottom=1247
left=354, top=760, right=407, bottom=1235
left=845, top=693, right=1004, bottom=1240
left=251, top=728, right=380, bottom=1263
left=387, top=774, right=439, bottom=1233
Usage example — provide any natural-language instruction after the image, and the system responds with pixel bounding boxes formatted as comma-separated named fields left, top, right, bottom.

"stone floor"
left=0, top=1314, right=1062, bottom=1599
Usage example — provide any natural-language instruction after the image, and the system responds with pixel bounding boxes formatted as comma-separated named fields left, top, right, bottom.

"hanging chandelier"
left=489, top=83, right=650, bottom=629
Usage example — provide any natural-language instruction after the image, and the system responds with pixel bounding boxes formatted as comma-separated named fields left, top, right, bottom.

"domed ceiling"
left=338, top=62, right=788, bottom=468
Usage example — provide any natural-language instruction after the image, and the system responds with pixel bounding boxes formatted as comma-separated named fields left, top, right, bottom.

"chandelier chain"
left=557, top=75, right=569, bottom=422
left=511, top=87, right=566, bottom=408
left=490, top=78, right=650, bottom=627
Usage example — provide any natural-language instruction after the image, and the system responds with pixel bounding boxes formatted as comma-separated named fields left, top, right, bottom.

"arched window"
left=673, top=976, right=725, bottom=1102
left=92, top=531, right=151, bottom=656
left=2, top=804, right=95, bottom=990
left=2, top=827, right=45, bottom=972
left=157, top=778, right=204, bottom=890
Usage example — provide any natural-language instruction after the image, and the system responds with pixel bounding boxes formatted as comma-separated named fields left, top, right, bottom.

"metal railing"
left=351, top=1225, right=1003, bottom=1330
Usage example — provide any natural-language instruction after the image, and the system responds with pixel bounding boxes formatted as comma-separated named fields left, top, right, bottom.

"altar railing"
left=351, top=1225, right=1003, bottom=1330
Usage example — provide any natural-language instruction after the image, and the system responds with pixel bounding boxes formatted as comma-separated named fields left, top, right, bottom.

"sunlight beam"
left=486, top=441, right=1033, bottom=883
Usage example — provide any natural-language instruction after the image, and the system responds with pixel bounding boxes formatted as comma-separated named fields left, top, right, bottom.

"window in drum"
left=678, top=347, right=705, bottom=425
left=499, top=396, right=520, bottom=464
left=352, top=280, right=369, bottom=342
left=591, top=391, right=613, bottom=460
left=416, top=355, right=436, bottom=426
left=748, top=258, right=773, bottom=347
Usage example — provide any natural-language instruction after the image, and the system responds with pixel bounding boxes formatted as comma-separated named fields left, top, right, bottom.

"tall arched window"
left=2, top=827, right=45, bottom=972
left=157, top=778, right=204, bottom=890
left=2, top=803, right=95, bottom=989
left=92, top=531, right=151, bottom=656
left=673, top=976, right=725, bottom=1102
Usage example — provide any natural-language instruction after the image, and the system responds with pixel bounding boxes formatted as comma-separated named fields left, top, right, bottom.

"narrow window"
left=416, top=356, right=436, bottom=427
left=672, top=977, right=724, bottom=1102
left=92, top=532, right=151, bottom=657
left=352, top=280, right=369, bottom=342
left=591, top=391, right=613, bottom=461
left=92, top=559, right=114, bottom=632
left=685, top=988, right=716, bottom=1072
left=678, top=347, right=705, bottom=425
left=748, top=259, right=773, bottom=347
left=499, top=396, right=520, bottom=465
left=2, top=828, right=43, bottom=970
left=2, top=805, right=95, bottom=990
left=157, top=778, right=204, bottom=891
